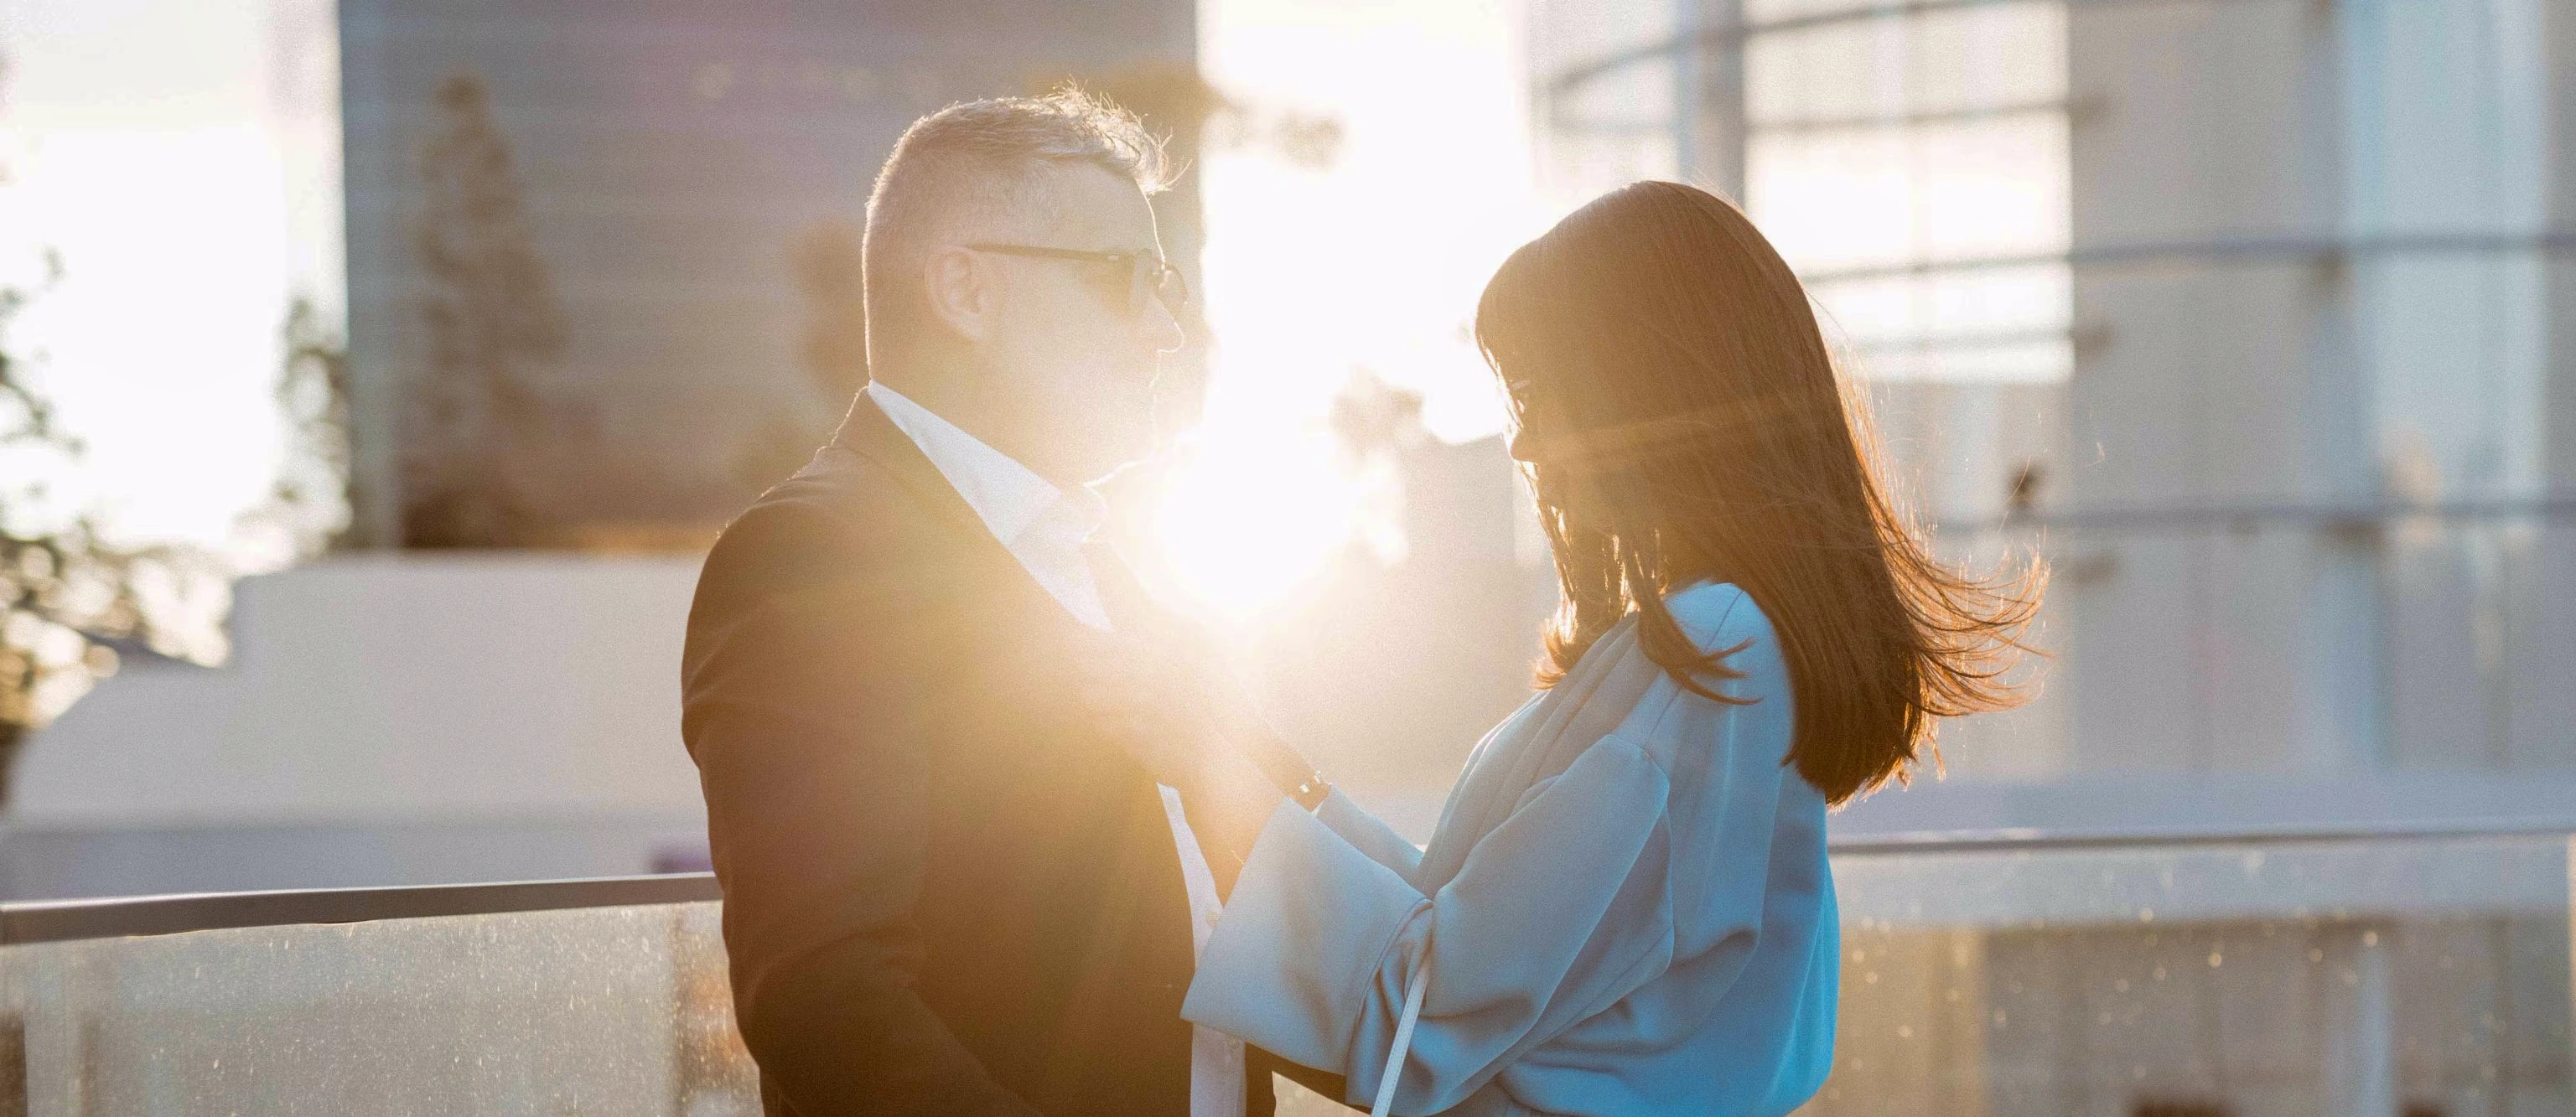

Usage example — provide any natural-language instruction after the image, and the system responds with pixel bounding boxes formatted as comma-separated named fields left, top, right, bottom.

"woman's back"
left=1188, top=582, right=1838, bottom=1116
left=1414, top=581, right=1837, bottom=1114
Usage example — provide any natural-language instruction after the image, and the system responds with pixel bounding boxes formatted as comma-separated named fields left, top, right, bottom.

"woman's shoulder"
left=1655, top=581, right=1791, bottom=717
left=1640, top=582, right=1795, bottom=773
left=1663, top=581, right=1778, bottom=659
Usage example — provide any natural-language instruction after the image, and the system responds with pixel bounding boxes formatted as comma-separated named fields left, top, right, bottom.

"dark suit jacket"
left=684, top=396, right=1290, bottom=1115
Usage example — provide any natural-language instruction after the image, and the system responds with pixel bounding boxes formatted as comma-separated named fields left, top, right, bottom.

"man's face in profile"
left=978, top=162, right=1186, bottom=483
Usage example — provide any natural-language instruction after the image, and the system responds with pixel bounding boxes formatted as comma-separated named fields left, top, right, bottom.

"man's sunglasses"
left=965, top=243, right=1192, bottom=318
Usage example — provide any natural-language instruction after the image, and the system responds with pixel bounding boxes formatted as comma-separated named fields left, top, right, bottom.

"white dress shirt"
left=865, top=381, right=1247, bottom=1117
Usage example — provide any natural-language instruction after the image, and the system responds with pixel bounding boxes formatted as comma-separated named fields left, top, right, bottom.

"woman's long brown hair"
left=1476, top=181, right=2043, bottom=806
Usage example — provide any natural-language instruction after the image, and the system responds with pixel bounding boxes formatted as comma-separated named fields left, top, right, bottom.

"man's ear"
left=924, top=246, right=994, bottom=344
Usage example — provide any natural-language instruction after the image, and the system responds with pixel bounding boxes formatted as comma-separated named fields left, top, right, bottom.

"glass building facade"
left=1532, top=0, right=2575, bottom=789
left=1531, top=1, right=2576, bottom=1112
left=336, top=0, right=1202, bottom=549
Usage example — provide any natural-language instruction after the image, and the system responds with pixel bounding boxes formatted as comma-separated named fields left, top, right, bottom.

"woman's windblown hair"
left=1476, top=181, right=2044, bottom=806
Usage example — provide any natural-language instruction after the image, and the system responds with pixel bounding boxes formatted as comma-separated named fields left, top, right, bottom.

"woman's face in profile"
left=1502, top=375, right=1550, bottom=465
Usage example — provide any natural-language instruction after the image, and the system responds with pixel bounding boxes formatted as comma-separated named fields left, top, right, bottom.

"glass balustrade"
left=3, top=831, right=2566, bottom=1116
left=1811, top=830, right=2573, bottom=1116
left=0, top=892, right=756, bottom=1116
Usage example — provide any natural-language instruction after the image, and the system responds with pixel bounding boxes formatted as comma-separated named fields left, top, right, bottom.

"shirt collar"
left=863, top=381, right=1105, bottom=549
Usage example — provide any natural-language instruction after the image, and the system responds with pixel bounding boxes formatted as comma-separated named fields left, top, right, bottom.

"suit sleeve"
left=682, top=498, right=1039, bottom=1116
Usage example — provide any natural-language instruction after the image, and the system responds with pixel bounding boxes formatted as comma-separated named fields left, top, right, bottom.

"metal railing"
left=5, top=819, right=2569, bottom=936
left=0, top=872, right=720, bottom=946
left=0, top=874, right=750, bottom=1117
left=3, top=825, right=2569, bottom=1115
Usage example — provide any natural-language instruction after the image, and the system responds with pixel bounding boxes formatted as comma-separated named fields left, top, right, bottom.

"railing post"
left=0, top=1012, right=21, bottom=1117
left=2318, top=922, right=2394, bottom=1117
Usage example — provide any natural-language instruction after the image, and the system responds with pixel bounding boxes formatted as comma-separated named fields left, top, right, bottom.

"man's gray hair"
left=863, top=88, right=1170, bottom=356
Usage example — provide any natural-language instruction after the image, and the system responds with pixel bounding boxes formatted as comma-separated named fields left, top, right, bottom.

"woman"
left=1105, top=181, right=2042, bottom=1116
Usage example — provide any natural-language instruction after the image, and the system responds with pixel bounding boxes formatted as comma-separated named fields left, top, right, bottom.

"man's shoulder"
left=692, top=445, right=961, bottom=610
left=714, top=446, right=933, bottom=556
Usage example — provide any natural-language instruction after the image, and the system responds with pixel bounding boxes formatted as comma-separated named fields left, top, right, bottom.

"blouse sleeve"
left=1312, top=788, right=1426, bottom=885
left=1184, top=732, right=1678, bottom=1114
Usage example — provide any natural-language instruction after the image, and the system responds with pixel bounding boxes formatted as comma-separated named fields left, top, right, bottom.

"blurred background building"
left=6, top=0, right=2576, bottom=1114
left=1533, top=0, right=2576, bottom=1111
left=3, top=0, right=1205, bottom=895
left=337, top=0, right=1205, bottom=551
left=1539, top=0, right=2576, bottom=816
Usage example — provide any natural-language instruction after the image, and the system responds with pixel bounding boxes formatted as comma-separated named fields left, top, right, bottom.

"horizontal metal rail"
left=1933, top=494, right=2576, bottom=535
left=1799, top=230, right=2576, bottom=287
left=1830, top=819, right=2576, bottom=857
left=0, top=871, right=720, bottom=946
left=11, top=818, right=2576, bottom=944
left=1550, top=96, right=2081, bottom=139
left=1543, top=0, right=2283, bottom=98
left=1754, top=96, right=2081, bottom=137
left=1846, top=325, right=2080, bottom=354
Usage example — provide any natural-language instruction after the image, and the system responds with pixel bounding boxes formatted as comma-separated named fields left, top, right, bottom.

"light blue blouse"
left=1185, top=582, right=1838, bottom=1116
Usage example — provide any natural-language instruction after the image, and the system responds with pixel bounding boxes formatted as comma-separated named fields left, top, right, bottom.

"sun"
left=1149, top=424, right=1359, bottom=621
left=1153, top=0, right=1542, bottom=623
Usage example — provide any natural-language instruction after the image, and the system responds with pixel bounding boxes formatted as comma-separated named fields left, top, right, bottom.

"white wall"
left=3, top=555, right=708, bottom=897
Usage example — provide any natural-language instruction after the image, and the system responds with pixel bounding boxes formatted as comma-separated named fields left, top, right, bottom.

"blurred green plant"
left=237, top=295, right=355, bottom=560
left=0, top=256, right=233, bottom=805
left=402, top=72, right=581, bottom=547
left=0, top=51, right=347, bottom=804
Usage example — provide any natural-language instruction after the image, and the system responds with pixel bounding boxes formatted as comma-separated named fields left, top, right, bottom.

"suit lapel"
left=828, top=392, right=1106, bottom=649
left=829, top=390, right=991, bottom=541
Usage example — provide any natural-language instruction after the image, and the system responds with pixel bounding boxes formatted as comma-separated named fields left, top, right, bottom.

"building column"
left=1676, top=0, right=1746, bottom=203
left=2517, top=0, right=2576, bottom=768
left=2065, top=0, right=2382, bottom=778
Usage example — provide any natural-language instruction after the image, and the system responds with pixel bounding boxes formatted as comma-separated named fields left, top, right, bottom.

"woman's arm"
left=1177, top=669, right=1428, bottom=883
left=1081, top=628, right=1431, bottom=882
left=1184, top=732, right=1683, bottom=1114
left=1314, top=789, right=1426, bottom=884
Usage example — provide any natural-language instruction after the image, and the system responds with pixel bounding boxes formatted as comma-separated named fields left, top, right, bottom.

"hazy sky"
left=1161, top=0, right=1544, bottom=612
left=1, top=0, right=338, bottom=553
left=1199, top=0, right=1539, bottom=442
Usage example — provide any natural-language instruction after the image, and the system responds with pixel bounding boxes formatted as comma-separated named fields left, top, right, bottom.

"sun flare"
left=1147, top=0, right=1542, bottom=623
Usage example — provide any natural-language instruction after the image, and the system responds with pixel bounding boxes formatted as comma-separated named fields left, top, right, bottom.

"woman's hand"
left=1098, top=618, right=1333, bottom=806
left=1078, top=638, right=1213, bottom=785
left=1079, top=635, right=1290, bottom=867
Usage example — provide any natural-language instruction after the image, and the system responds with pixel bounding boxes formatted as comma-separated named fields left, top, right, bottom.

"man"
left=682, top=90, right=1338, bottom=1114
